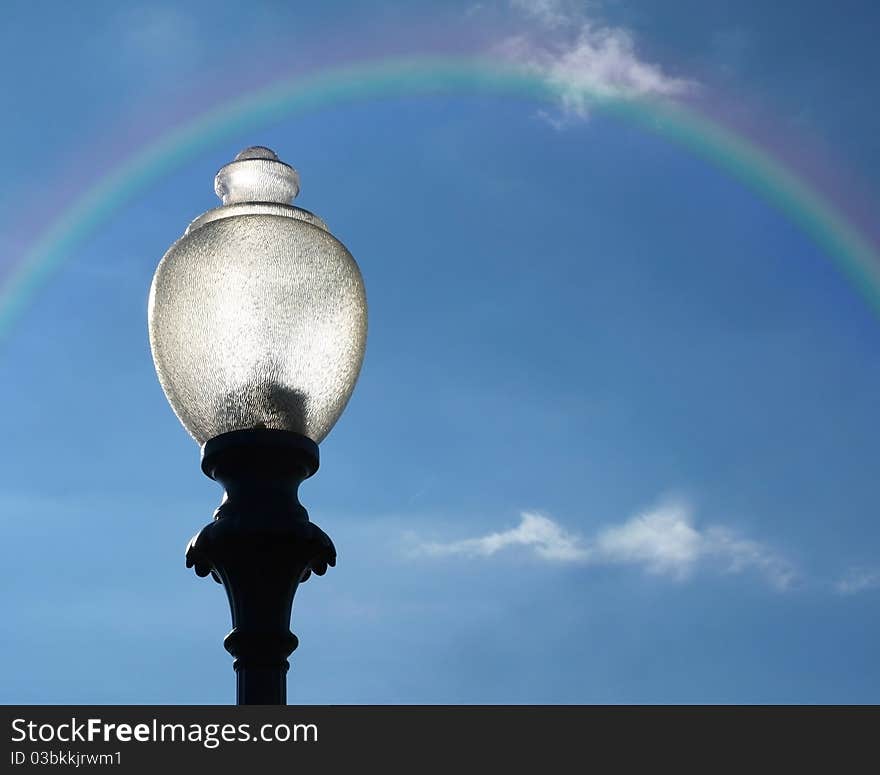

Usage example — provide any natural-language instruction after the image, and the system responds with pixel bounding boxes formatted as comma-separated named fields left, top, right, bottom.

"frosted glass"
left=148, top=148, right=367, bottom=444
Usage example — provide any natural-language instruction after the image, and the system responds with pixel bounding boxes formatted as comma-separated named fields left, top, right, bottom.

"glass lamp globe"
left=148, top=147, right=367, bottom=445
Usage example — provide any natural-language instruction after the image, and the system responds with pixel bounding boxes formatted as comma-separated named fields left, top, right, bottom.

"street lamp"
left=147, top=146, right=368, bottom=704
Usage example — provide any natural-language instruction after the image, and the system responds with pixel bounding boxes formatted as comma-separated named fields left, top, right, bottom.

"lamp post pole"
left=148, top=147, right=367, bottom=705
left=185, top=429, right=335, bottom=705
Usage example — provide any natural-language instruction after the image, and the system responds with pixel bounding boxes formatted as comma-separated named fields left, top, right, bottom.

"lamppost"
left=147, top=147, right=368, bottom=705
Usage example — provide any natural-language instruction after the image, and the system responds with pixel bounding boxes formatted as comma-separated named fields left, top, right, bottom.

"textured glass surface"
left=148, top=149, right=367, bottom=445
left=214, top=146, right=301, bottom=205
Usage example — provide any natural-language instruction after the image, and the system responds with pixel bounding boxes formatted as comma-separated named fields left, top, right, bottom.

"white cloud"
left=417, top=511, right=589, bottom=562
left=592, top=502, right=702, bottom=578
left=834, top=567, right=880, bottom=595
left=412, top=500, right=796, bottom=589
left=594, top=504, right=796, bottom=589
left=497, top=0, right=695, bottom=122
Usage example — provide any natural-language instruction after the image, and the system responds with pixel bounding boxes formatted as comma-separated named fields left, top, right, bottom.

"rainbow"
left=2, top=55, right=879, bottom=337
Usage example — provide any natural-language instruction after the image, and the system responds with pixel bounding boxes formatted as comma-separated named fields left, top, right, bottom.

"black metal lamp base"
left=184, top=428, right=336, bottom=705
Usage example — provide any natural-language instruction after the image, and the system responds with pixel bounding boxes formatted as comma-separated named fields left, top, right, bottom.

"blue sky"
left=1, top=0, right=879, bottom=703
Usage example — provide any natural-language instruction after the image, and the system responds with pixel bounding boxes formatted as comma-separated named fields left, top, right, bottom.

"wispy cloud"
left=834, top=567, right=880, bottom=596
left=412, top=500, right=796, bottom=589
left=509, top=0, right=572, bottom=29
left=496, top=0, right=695, bottom=123
left=417, top=511, right=589, bottom=562
left=594, top=503, right=796, bottom=589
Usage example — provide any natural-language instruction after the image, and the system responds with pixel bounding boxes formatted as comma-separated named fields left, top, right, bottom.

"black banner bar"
left=1, top=706, right=877, bottom=772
